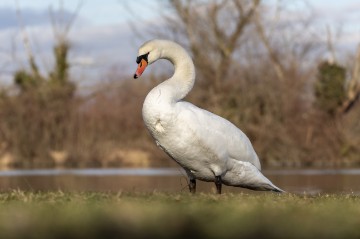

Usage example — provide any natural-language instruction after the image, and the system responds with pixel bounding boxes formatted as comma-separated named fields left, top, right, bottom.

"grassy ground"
left=0, top=191, right=359, bottom=239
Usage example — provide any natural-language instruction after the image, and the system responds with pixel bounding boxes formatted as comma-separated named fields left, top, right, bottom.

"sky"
left=0, top=0, right=162, bottom=88
left=0, top=0, right=359, bottom=88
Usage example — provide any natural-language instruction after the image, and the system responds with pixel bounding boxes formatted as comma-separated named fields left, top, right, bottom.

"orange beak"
left=134, top=59, right=148, bottom=79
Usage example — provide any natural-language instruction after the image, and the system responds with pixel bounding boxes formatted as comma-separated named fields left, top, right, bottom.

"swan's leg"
left=185, top=170, right=196, bottom=194
left=215, top=176, right=222, bottom=194
left=189, top=178, right=196, bottom=194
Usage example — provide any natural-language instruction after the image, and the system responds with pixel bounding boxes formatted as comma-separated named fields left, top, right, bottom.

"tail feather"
left=269, top=184, right=286, bottom=193
left=223, top=160, right=286, bottom=193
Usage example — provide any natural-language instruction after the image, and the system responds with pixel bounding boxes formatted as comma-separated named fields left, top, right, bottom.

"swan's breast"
left=142, top=88, right=174, bottom=137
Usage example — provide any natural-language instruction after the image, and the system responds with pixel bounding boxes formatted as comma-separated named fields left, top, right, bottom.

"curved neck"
left=158, top=43, right=195, bottom=102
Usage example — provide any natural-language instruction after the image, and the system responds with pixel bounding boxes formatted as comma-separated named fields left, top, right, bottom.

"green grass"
left=0, top=191, right=359, bottom=239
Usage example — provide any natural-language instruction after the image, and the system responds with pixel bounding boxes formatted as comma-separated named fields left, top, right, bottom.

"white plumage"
left=134, top=39, right=283, bottom=193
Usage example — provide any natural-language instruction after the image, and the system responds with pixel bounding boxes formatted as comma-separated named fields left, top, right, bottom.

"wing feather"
left=175, top=101, right=261, bottom=170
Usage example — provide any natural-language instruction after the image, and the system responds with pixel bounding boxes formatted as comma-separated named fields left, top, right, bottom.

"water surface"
left=0, top=168, right=359, bottom=194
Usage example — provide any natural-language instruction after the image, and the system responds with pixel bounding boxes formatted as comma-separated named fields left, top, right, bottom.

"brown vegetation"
left=0, top=0, right=359, bottom=169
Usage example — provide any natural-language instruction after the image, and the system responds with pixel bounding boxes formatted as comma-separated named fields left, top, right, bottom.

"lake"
left=0, top=168, right=359, bottom=194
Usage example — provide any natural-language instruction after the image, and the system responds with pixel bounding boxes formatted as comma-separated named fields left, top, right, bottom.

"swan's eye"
left=136, top=52, right=150, bottom=64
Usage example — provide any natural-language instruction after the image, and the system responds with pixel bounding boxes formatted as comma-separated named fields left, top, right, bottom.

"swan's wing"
left=175, top=102, right=261, bottom=170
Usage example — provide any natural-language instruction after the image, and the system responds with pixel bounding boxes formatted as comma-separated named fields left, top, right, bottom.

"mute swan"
left=134, top=39, right=284, bottom=194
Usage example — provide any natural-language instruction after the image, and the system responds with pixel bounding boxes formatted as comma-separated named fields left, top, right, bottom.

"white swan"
left=134, top=39, right=284, bottom=194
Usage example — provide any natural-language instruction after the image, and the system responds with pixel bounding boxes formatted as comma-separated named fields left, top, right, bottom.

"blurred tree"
left=315, top=61, right=346, bottom=116
left=142, top=0, right=320, bottom=114
left=1, top=2, right=80, bottom=164
left=157, top=0, right=261, bottom=112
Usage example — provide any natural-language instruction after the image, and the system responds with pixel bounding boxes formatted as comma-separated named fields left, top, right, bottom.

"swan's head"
left=133, top=40, right=163, bottom=79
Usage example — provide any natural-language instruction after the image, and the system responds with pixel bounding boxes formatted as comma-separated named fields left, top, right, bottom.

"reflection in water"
left=0, top=168, right=360, bottom=194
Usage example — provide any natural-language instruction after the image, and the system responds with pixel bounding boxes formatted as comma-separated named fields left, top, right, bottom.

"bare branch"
left=326, top=25, right=337, bottom=63
left=209, top=0, right=228, bottom=56
left=15, top=1, right=41, bottom=78
left=64, top=1, right=83, bottom=36
left=254, top=2, right=285, bottom=81
left=49, top=1, right=82, bottom=42
left=340, top=44, right=360, bottom=113
left=228, top=0, right=260, bottom=52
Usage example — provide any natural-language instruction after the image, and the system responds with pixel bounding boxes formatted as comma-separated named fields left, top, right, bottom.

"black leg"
left=189, top=178, right=196, bottom=194
left=215, top=176, right=222, bottom=194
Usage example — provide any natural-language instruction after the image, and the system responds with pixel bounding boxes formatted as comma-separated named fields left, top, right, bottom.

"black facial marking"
left=136, top=52, right=149, bottom=64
